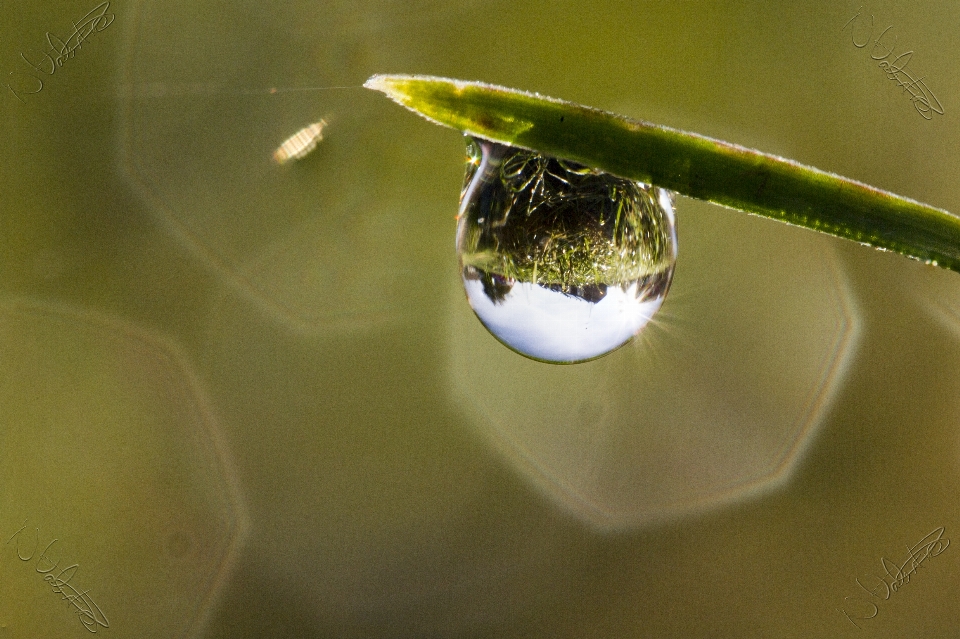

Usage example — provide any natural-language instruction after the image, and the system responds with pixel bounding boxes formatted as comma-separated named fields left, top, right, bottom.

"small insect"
left=273, top=119, right=328, bottom=164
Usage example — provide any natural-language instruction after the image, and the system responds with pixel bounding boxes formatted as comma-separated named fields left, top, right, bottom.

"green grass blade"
left=365, top=73, right=960, bottom=273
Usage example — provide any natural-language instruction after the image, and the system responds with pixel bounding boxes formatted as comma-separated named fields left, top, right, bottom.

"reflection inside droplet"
left=456, top=137, right=678, bottom=363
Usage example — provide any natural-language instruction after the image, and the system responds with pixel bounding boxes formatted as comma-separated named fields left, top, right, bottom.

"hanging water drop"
left=456, top=137, right=678, bottom=363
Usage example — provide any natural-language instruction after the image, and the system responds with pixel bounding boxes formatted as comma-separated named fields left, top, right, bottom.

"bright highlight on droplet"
left=273, top=119, right=328, bottom=164
left=457, top=137, right=678, bottom=363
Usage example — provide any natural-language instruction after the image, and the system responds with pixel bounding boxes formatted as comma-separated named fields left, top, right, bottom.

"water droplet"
left=457, top=137, right=678, bottom=363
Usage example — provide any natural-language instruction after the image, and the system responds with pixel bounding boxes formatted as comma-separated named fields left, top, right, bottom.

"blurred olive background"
left=2, top=0, right=960, bottom=637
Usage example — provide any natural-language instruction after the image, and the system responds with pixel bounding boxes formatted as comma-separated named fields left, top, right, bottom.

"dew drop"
left=456, top=137, right=678, bottom=363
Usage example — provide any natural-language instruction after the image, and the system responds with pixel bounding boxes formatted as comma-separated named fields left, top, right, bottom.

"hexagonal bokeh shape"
left=0, top=301, right=246, bottom=639
left=449, top=201, right=861, bottom=529
left=912, top=260, right=960, bottom=339
left=117, top=0, right=466, bottom=334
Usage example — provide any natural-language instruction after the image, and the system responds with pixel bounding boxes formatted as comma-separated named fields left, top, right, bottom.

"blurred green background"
left=2, top=0, right=960, bottom=637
